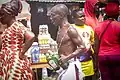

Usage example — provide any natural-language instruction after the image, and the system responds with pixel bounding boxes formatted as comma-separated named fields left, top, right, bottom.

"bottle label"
left=48, top=59, right=58, bottom=69
left=31, top=45, right=40, bottom=63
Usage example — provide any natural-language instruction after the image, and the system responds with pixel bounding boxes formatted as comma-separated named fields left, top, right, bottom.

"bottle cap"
left=32, top=42, right=38, bottom=46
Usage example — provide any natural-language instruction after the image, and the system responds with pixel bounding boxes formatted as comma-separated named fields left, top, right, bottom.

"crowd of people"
left=0, top=0, right=120, bottom=80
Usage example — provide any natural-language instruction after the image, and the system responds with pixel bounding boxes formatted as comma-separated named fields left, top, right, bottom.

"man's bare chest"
left=56, top=30, right=70, bottom=46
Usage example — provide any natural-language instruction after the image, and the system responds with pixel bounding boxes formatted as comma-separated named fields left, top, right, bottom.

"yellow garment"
left=71, top=24, right=94, bottom=76
left=81, top=59, right=94, bottom=76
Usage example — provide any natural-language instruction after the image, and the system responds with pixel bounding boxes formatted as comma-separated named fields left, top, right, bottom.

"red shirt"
left=95, top=20, right=120, bottom=56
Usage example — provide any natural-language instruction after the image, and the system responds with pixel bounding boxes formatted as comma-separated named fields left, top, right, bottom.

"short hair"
left=72, top=9, right=84, bottom=18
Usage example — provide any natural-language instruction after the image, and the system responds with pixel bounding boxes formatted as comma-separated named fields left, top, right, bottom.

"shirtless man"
left=47, top=4, right=87, bottom=80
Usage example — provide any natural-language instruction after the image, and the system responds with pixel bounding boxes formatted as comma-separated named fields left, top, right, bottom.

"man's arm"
left=61, top=27, right=87, bottom=62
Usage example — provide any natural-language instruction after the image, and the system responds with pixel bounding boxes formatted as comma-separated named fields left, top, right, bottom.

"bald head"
left=48, top=4, right=69, bottom=18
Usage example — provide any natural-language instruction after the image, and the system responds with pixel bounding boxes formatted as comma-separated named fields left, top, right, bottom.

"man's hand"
left=59, top=55, right=68, bottom=65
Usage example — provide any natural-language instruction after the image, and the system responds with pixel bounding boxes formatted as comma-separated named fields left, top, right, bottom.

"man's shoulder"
left=67, top=25, right=78, bottom=37
left=68, top=26, right=77, bottom=33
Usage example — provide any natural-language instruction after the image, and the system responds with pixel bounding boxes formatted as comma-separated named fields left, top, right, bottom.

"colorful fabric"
left=95, top=20, right=120, bottom=56
left=0, top=21, right=33, bottom=80
left=71, top=24, right=94, bottom=76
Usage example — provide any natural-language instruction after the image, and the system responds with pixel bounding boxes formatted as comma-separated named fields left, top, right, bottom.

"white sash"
left=57, top=59, right=85, bottom=80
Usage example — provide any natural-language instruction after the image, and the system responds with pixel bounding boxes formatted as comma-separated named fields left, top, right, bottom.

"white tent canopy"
left=16, top=1, right=31, bottom=20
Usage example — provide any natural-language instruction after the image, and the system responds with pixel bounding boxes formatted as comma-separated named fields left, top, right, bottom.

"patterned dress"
left=0, top=21, right=33, bottom=80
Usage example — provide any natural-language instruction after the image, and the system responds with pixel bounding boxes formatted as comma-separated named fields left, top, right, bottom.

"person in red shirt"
left=84, top=0, right=117, bottom=29
left=95, top=2, right=120, bottom=80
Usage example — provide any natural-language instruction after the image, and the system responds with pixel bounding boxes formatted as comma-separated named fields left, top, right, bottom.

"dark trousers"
left=99, top=55, right=120, bottom=80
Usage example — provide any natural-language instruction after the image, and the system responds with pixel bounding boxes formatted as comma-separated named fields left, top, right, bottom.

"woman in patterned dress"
left=0, top=0, right=35, bottom=80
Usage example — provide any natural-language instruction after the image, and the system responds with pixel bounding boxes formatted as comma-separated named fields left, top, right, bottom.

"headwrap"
left=0, top=0, right=22, bottom=16
left=105, top=2, right=119, bottom=17
left=84, top=0, right=98, bottom=29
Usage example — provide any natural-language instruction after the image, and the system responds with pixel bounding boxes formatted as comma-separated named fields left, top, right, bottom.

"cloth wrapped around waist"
left=79, top=50, right=92, bottom=62
left=57, top=58, right=85, bottom=80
